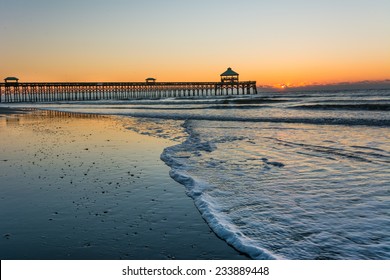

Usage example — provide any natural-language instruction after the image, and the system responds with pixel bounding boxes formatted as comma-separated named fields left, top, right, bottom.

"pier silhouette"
left=0, top=69, right=257, bottom=103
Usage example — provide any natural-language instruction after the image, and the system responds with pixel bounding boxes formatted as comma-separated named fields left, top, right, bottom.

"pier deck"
left=0, top=81, right=257, bottom=103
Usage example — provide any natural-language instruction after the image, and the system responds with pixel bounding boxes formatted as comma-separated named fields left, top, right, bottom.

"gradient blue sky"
left=1, top=0, right=389, bottom=87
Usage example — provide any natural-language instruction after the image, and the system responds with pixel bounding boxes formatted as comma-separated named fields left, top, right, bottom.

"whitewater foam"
left=160, top=139, right=280, bottom=260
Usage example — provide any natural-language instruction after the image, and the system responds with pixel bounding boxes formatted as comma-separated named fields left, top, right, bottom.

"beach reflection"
left=0, top=110, right=245, bottom=259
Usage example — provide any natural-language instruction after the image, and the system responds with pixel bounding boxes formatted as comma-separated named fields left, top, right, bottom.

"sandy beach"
left=0, top=109, right=247, bottom=260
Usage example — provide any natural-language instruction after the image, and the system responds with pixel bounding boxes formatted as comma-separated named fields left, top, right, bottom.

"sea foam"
left=161, top=140, right=280, bottom=260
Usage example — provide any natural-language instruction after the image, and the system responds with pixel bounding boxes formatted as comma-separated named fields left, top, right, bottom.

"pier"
left=0, top=81, right=257, bottom=103
left=0, top=68, right=257, bottom=103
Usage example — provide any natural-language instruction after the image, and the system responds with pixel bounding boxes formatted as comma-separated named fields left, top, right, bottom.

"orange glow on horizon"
left=5, top=68, right=390, bottom=88
left=2, top=48, right=390, bottom=87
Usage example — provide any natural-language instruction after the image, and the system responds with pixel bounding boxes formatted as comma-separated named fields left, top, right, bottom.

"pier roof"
left=4, top=77, right=19, bottom=82
left=220, top=68, right=239, bottom=76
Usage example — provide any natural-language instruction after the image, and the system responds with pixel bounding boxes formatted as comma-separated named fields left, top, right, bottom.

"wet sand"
left=0, top=110, right=247, bottom=260
left=0, top=107, right=32, bottom=115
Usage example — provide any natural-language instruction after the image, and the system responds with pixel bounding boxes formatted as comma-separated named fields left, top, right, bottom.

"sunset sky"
left=1, top=0, right=389, bottom=87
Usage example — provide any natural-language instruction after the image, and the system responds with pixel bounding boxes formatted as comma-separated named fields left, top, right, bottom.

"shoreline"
left=0, top=109, right=247, bottom=260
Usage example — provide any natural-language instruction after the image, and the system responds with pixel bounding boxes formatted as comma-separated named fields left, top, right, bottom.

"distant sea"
left=11, top=88, right=390, bottom=259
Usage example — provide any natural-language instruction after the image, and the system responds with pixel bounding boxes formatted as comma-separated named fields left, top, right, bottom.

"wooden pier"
left=0, top=68, right=257, bottom=103
left=0, top=81, right=257, bottom=103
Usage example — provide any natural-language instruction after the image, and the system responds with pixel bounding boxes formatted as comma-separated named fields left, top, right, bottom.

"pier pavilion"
left=145, top=78, right=156, bottom=84
left=4, top=77, right=19, bottom=84
left=221, top=67, right=239, bottom=83
left=0, top=70, right=257, bottom=103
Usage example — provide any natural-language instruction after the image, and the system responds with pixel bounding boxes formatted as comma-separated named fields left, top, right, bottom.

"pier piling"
left=0, top=81, right=257, bottom=103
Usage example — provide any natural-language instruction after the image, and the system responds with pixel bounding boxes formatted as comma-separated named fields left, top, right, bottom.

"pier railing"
left=0, top=81, right=257, bottom=103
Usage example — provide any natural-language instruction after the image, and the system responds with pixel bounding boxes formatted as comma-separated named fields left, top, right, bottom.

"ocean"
left=10, top=89, right=390, bottom=259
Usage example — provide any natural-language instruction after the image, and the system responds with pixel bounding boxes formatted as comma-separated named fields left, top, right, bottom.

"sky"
left=1, top=0, right=389, bottom=87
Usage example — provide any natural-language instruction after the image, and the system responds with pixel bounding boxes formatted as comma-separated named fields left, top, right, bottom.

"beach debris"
left=268, top=161, right=285, bottom=167
left=261, top=158, right=285, bottom=168
left=3, top=233, right=11, bottom=239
